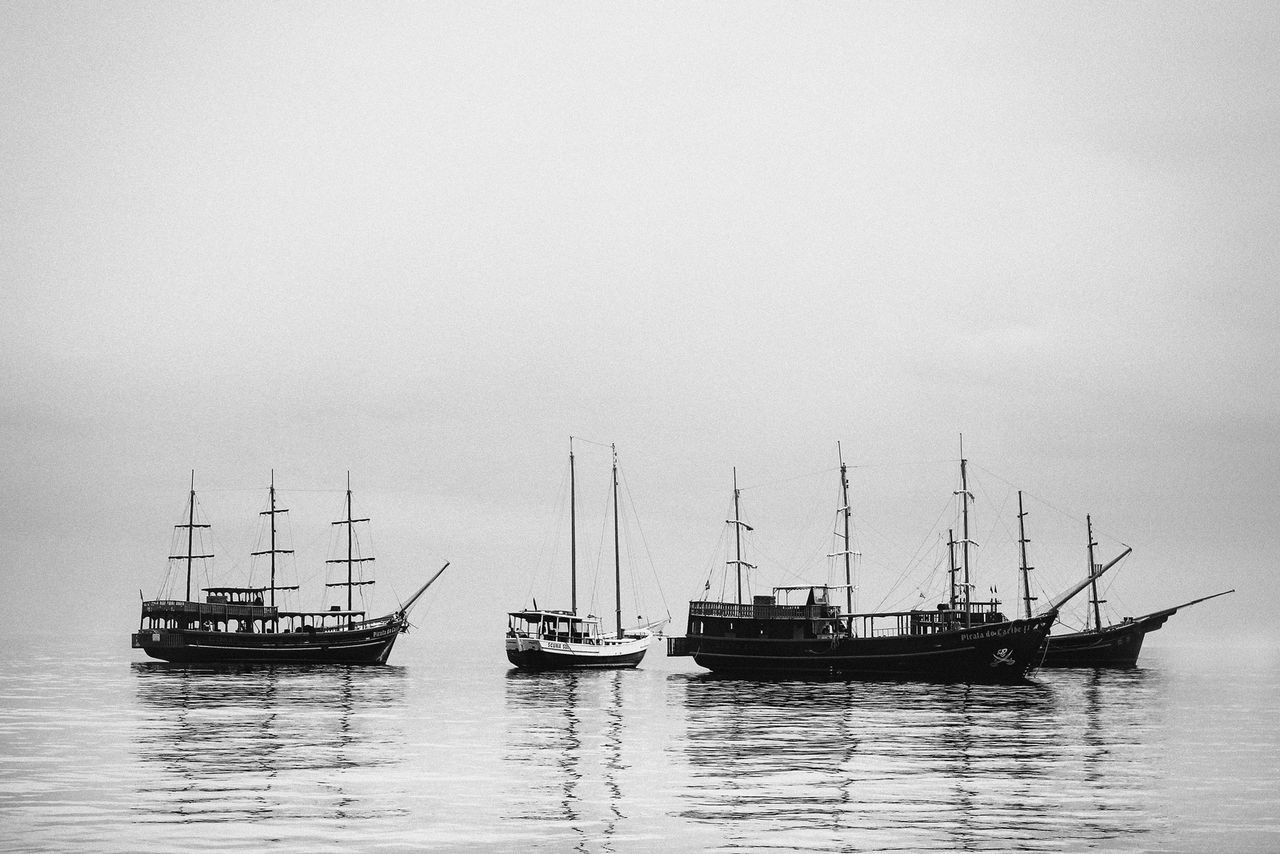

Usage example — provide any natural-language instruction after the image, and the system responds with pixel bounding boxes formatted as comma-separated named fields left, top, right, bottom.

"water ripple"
left=2, top=646, right=1277, bottom=851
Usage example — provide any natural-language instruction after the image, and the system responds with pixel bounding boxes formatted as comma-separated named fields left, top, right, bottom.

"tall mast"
left=186, top=472, right=195, bottom=600
left=947, top=528, right=958, bottom=611
left=252, top=470, right=294, bottom=609
left=1086, top=514, right=1103, bottom=632
left=956, top=437, right=974, bottom=625
left=612, top=444, right=622, bottom=639
left=726, top=467, right=755, bottom=605
left=325, top=472, right=374, bottom=613
left=270, top=472, right=278, bottom=607
left=172, top=470, right=211, bottom=602
left=570, top=437, right=577, bottom=615
left=1017, top=490, right=1037, bottom=620
left=838, top=443, right=853, bottom=615
left=346, top=477, right=353, bottom=611
left=734, top=468, right=742, bottom=604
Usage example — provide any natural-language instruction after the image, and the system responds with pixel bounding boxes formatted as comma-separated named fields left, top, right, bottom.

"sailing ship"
left=506, top=441, right=663, bottom=670
left=667, top=442, right=1110, bottom=682
left=132, top=473, right=447, bottom=665
left=1025, top=509, right=1234, bottom=667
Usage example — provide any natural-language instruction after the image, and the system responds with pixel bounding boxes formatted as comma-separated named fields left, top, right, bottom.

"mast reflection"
left=671, top=673, right=1136, bottom=850
left=502, top=669, right=628, bottom=851
left=131, top=662, right=406, bottom=824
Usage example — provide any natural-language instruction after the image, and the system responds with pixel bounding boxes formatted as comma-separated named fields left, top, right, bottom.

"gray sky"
left=3, top=2, right=1275, bottom=649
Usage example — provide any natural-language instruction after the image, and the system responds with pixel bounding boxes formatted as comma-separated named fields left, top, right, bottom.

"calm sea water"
left=1, top=636, right=1276, bottom=852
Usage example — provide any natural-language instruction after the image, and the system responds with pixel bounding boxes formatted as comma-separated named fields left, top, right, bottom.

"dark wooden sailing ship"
left=1028, top=510, right=1233, bottom=667
left=668, top=443, right=1110, bottom=682
left=132, top=473, right=447, bottom=665
left=506, top=441, right=662, bottom=670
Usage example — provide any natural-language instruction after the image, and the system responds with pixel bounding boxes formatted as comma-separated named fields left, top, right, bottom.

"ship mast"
left=830, top=443, right=855, bottom=616
left=251, top=470, right=294, bottom=609
left=612, top=444, right=622, bottom=639
left=726, top=467, right=755, bottom=605
left=1086, top=514, right=1104, bottom=632
left=570, top=438, right=577, bottom=615
left=1017, top=490, right=1037, bottom=620
left=947, top=528, right=958, bottom=611
left=326, top=472, right=375, bottom=613
left=171, top=470, right=211, bottom=602
left=955, top=437, right=976, bottom=626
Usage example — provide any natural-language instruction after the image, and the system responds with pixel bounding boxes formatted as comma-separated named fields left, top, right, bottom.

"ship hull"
left=1039, top=611, right=1173, bottom=668
left=677, top=615, right=1055, bottom=682
left=505, top=634, right=652, bottom=670
left=131, top=622, right=404, bottom=665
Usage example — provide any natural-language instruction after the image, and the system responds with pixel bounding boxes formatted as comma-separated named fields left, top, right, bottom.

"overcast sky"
left=3, top=2, right=1275, bottom=652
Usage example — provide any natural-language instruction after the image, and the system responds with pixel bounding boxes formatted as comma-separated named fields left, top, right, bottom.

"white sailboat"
left=506, top=441, right=663, bottom=670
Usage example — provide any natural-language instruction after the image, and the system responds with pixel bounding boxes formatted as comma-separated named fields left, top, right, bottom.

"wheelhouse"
left=507, top=610, right=605, bottom=644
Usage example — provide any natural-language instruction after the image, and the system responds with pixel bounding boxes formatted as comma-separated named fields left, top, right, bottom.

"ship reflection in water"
left=131, top=663, right=408, bottom=829
left=672, top=669, right=1166, bottom=852
left=3, top=647, right=1271, bottom=851
left=501, top=669, right=631, bottom=850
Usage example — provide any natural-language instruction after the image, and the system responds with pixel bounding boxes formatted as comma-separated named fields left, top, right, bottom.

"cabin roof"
left=507, top=609, right=601, bottom=623
left=772, top=584, right=856, bottom=592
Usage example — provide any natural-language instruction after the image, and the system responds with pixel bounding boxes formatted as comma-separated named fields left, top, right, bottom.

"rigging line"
left=587, top=470, right=612, bottom=617
left=195, top=485, right=352, bottom=494
left=192, top=494, right=240, bottom=591
left=1013, top=486, right=1136, bottom=555
left=883, top=538, right=945, bottom=610
left=521, top=458, right=572, bottom=607
left=844, top=457, right=958, bottom=470
left=763, top=487, right=839, bottom=586
left=619, top=468, right=672, bottom=619
left=972, top=475, right=1016, bottom=579
left=872, top=494, right=956, bottom=612
left=570, top=436, right=614, bottom=450
left=694, top=513, right=731, bottom=601
left=737, top=466, right=838, bottom=493
left=612, top=476, right=644, bottom=618
left=778, top=483, right=841, bottom=578
left=968, top=462, right=1134, bottom=548
left=622, top=506, right=651, bottom=624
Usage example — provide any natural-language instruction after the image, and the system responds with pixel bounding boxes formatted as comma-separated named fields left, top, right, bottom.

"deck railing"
left=142, top=599, right=279, bottom=621
left=686, top=600, right=1011, bottom=639
left=141, top=599, right=398, bottom=633
left=688, top=601, right=834, bottom=620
